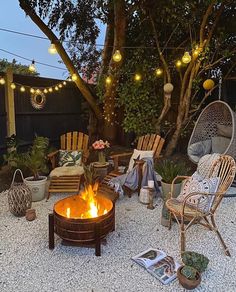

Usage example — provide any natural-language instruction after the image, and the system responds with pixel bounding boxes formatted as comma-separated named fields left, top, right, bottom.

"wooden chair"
left=47, top=131, right=89, bottom=200
left=166, top=155, right=236, bottom=256
left=101, top=134, right=165, bottom=197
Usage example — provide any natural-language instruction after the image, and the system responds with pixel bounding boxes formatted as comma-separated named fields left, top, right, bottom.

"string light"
left=43, top=88, right=48, bottom=93
left=175, top=60, right=182, bottom=68
left=48, top=42, right=57, bottom=54
left=55, top=86, right=59, bottom=91
left=28, top=60, right=36, bottom=72
left=10, top=83, right=16, bottom=89
left=58, top=83, right=63, bottom=88
left=30, top=88, right=35, bottom=93
left=105, top=76, right=112, bottom=85
left=20, top=86, right=25, bottom=92
left=112, top=50, right=122, bottom=62
left=63, top=81, right=66, bottom=85
left=49, top=87, right=53, bottom=92
left=155, top=68, right=163, bottom=76
left=134, top=73, right=142, bottom=81
left=72, top=74, right=77, bottom=81
left=0, top=77, right=5, bottom=85
left=67, top=77, right=72, bottom=82
left=182, top=52, right=191, bottom=64
left=36, top=89, right=41, bottom=94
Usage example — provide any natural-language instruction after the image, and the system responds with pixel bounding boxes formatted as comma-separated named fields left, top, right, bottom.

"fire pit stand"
left=48, top=195, right=115, bottom=256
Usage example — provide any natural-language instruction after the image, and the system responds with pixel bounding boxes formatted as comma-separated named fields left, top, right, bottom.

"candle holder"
left=147, top=188, right=155, bottom=210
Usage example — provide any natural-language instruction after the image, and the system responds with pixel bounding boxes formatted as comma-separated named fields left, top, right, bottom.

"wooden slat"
left=66, top=132, right=72, bottom=150
left=152, top=135, right=161, bottom=156
left=147, top=134, right=156, bottom=150
left=61, top=134, right=66, bottom=149
left=155, top=137, right=165, bottom=158
left=72, top=131, right=78, bottom=150
left=142, top=134, right=150, bottom=150
left=137, top=136, right=144, bottom=149
left=77, top=132, right=83, bottom=150
left=82, top=134, right=89, bottom=152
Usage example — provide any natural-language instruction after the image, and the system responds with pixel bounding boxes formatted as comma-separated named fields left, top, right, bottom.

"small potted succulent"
left=177, top=251, right=209, bottom=290
left=155, top=160, right=188, bottom=226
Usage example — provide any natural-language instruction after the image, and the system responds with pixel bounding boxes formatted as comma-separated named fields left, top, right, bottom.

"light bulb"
left=134, top=73, right=142, bottom=81
left=112, top=50, right=122, bottom=62
left=72, top=74, right=77, bottom=81
left=175, top=60, right=182, bottom=68
left=155, top=68, right=163, bottom=76
left=55, top=86, right=59, bottom=91
left=20, top=86, right=25, bottom=92
left=43, top=88, right=48, bottom=93
left=29, top=60, right=36, bottom=72
left=182, top=51, right=191, bottom=64
left=63, top=81, right=66, bottom=85
left=36, top=89, right=41, bottom=94
left=30, top=88, right=35, bottom=94
left=59, top=84, right=63, bottom=88
left=67, top=77, right=72, bottom=82
left=48, top=43, right=57, bottom=54
left=49, top=87, right=53, bottom=92
left=10, top=83, right=16, bottom=89
left=0, top=77, right=5, bottom=85
left=105, top=76, right=112, bottom=85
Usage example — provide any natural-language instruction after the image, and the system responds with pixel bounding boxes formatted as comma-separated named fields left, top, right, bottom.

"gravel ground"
left=0, top=190, right=236, bottom=292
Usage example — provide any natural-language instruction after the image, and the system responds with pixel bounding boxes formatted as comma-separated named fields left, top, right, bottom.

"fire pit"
left=48, top=184, right=115, bottom=256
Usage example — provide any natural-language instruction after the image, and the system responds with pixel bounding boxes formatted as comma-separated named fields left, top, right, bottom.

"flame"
left=66, top=207, right=71, bottom=218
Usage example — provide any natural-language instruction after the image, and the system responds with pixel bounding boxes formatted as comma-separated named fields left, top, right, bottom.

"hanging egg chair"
left=188, top=100, right=236, bottom=163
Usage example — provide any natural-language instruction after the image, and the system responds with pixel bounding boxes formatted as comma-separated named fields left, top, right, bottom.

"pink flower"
left=92, top=139, right=110, bottom=150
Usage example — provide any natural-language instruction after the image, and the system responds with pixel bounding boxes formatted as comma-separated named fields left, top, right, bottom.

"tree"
left=19, top=0, right=236, bottom=153
left=0, top=58, right=39, bottom=76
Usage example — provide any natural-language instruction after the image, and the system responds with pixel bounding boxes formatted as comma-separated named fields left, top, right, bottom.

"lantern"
left=203, top=79, right=215, bottom=90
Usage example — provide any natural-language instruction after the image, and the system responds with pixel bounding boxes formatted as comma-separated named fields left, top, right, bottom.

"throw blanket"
left=108, top=157, right=160, bottom=197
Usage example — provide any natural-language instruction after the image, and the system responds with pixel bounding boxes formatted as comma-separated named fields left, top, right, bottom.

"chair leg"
left=210, top=215, right=231, bottom=256
left=180, top=217, right=186, bottom=255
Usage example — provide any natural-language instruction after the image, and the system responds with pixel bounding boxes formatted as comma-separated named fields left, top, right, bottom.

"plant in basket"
left=177, top=251, right=209, bottom=290
left=92, top=139, right=110, bottom=164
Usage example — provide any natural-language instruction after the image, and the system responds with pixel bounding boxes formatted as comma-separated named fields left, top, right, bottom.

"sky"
left=0, top=1, right=105, bottom=80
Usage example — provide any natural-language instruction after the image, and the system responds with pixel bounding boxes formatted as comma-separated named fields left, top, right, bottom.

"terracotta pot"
left=177, top=266, right=201, bottom=290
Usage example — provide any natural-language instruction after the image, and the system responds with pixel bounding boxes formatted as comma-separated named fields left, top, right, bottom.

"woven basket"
left=8, top=169, right=32, bottom=216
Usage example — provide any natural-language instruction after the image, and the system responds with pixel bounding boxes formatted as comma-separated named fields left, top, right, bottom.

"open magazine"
left=132, top=248, right=180, bottom=285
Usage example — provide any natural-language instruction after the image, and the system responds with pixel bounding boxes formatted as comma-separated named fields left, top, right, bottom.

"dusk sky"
left=0, top=1, right=104, bottom=80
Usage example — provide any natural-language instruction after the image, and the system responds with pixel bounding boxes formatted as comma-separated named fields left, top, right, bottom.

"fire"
left=66, top=207, right=71, bottom=218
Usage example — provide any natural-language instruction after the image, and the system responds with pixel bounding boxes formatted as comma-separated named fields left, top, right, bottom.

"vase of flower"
left=92, top=139, right=110, bottom=165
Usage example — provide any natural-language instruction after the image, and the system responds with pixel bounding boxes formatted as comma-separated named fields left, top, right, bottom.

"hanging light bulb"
left=175, top=60, right=182, bottom=68
left=36, top=89, right=41, bottom=94
left=67, top=77, right=72, bottom=82
left=63, top=81, right=67, bottom=85
left=55, top=86, right=59, bottom=91
left=0, top=77, right=5, bottom=85
left=10, top=83, right=16, bottom=89
left=112, top=50, right=122, bottom=62
left=155, top=68, right=163, bottom=76
left=134, top=73, right=142, bottom=81
left=48, top=43, right=57, bottom=54
left=72, top=74, right=77, bottom=81
left=30, top=88, right=35, bottom=94
left=49, top=87, right=53, bottom=92
left=182, top=51, right=192, bottom=64
left=105, top=76, right=112, bottom=85
left=20, top=86, right=25, bottom=92
left=59, top=83, right=63, bottom=88
left=43, top=88, right=48, bottom=94
left=29, top=60, right=36, bottom=72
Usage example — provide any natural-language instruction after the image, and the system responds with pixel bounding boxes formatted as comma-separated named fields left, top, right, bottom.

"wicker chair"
left=166, top=155, right=236, bottom=256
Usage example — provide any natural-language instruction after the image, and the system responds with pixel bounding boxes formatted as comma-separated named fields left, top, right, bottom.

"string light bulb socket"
left=48, top=43, right=57, bottom=54
left=112, top=50, right=122, bottom=62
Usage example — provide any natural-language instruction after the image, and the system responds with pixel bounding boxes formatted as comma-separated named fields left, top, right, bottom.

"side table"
left=92, top=162, right=110, bottom=181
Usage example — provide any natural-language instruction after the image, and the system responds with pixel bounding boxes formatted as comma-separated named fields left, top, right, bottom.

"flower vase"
left=98, top=151, right=106, bottom=164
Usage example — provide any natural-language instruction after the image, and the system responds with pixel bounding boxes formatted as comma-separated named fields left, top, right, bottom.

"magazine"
left=132, top=248, right=180, bottom=285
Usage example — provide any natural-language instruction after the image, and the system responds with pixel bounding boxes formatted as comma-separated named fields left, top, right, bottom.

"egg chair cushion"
left=217, top=124, right=232, bottom=138
left=211, top=136, right=231, bottom=154
left=187, top=139, right=212, bottom=163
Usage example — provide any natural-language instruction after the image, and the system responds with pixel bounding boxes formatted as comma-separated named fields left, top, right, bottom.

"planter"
left=161, top=181, right=182, bottom=227
left=24, top=176, right=47, bottom=202
left=177, top=266, right=201, bottom=290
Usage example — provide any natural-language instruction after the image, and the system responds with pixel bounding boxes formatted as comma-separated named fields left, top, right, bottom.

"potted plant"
left=5, top=135, right=49, bottom=201
left=177, top=251, right=209, bottom=290
left=155, top=160, right=188, bottom=226
left=92, top=139, right=110, bottom=164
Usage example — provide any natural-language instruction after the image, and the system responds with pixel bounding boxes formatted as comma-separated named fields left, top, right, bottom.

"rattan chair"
left=166, top=155, right=236, bottom=256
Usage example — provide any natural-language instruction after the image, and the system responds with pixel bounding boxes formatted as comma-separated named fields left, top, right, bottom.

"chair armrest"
left=48, top=150, right=59, bottom=170
left=170, top=176, right=190, bottom=198
left=110, top=152, right=133, bottom=171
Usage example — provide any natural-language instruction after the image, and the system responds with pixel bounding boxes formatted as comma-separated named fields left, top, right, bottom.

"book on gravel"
left=132, top=248, right=180, bottom=285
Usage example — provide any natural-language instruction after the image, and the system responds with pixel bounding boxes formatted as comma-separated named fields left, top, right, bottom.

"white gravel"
left=0, top=190, right=236, bottom=292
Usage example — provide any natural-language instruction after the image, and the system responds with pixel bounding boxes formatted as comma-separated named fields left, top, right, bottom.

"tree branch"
left=200, top=1, right=216, bottom=45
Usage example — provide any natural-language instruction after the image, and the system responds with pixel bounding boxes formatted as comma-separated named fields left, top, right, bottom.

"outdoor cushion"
left=50, top=165, right=84, bottom=177
left=58, top=150, right=82, bottom=167
left=127, top=149, right=154, bottom=172
left=177, top=172, right=220, bottom=213
left=187, top=139, right=212, bottom=163
left=211, top=136, right=230, bottom=153
left=217, top=124, right=232, bottom=138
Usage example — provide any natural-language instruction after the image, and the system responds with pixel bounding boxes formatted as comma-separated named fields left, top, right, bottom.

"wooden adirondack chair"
left=47, top=131, right=89, bottom=200
left=100, top=134, right=165, bottom=197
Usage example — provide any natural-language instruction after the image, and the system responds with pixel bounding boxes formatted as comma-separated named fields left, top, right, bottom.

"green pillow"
left=59, top=150, right=82, bottom=167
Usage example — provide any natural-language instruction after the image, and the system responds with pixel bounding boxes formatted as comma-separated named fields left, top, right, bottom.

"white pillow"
left=177, top=172, right=220, bottom=213
left=127, top=149, right=154, bottom=172
left=211, top=136, right=230, bottom=153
